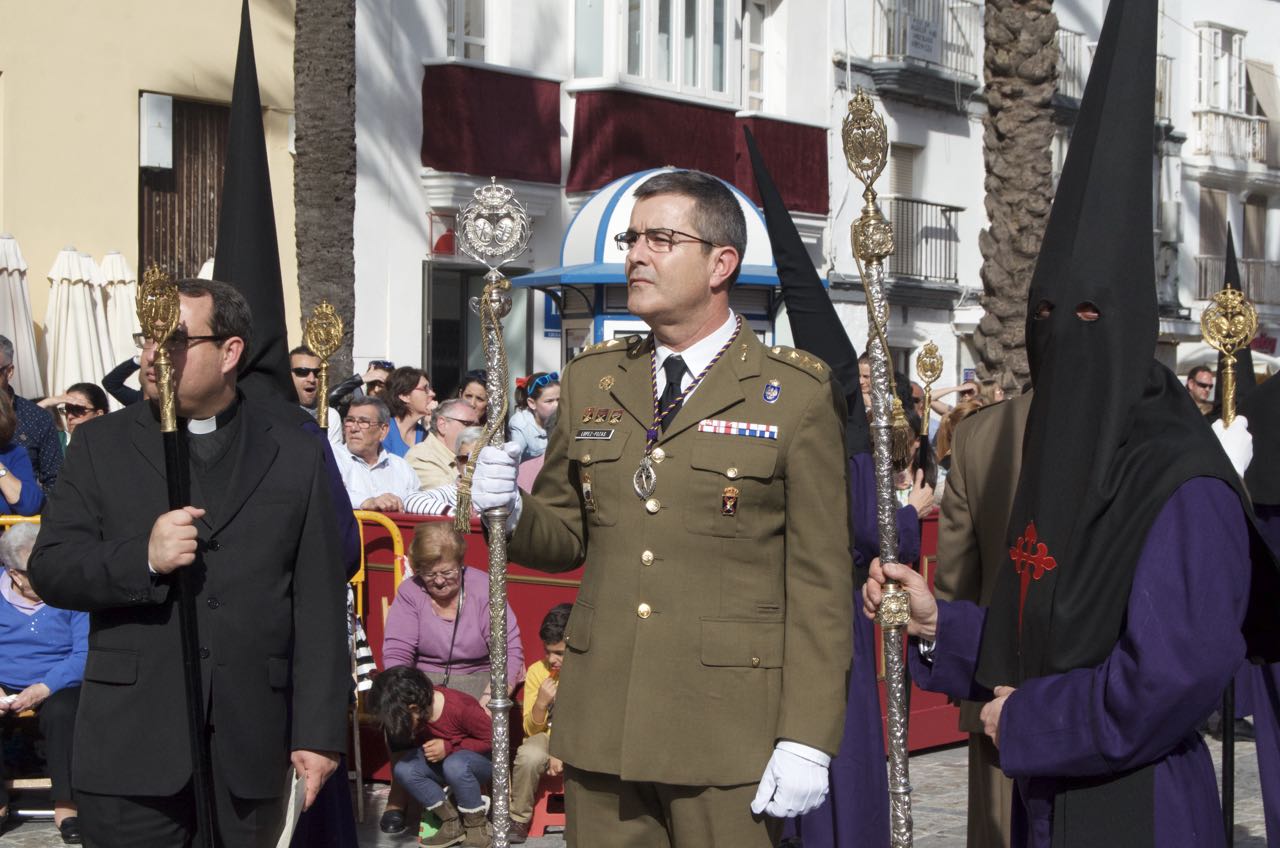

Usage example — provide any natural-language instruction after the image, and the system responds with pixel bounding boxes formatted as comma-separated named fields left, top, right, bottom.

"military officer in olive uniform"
left=474, top=170, right=853, bottom=847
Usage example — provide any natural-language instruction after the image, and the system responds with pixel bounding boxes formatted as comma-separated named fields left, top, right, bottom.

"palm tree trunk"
left=294, top=0, right=357, bottom=374
left=976, top=0, right=1059, bottom=389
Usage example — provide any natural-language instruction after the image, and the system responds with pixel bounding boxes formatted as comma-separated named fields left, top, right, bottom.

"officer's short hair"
left=633, top=170, right=746, bottom=287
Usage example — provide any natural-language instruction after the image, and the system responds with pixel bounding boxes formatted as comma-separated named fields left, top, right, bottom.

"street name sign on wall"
left=906, top=17, right=942, bottom=67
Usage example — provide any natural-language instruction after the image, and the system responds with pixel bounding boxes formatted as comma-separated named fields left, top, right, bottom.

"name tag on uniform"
left=575, top=429, right=615, bottom=440
left=697, top=419, right=779, bottom=440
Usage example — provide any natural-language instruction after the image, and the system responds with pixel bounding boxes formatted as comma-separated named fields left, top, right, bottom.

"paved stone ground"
left=0, top=736, right=1267, bottom=845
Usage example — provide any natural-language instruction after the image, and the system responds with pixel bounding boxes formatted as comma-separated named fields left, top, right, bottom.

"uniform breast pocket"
left=567, top=430, right=630, bottom=527
left=683, top=436, right=780, bottom=538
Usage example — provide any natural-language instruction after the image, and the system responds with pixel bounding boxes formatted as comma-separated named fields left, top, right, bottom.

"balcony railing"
left=1192, top=109, right=1268, bottom=162
left=1155, top=54, right=1173, bottom=122
left=1053, top=34, right=1172, bottom=122
left=1196, top=255, right=1280, bottom=305
left=872, top=0, right=984, bottom=81
left=1057, top=29, right=1087, bottom=100
left=886, top=197, right=963, bottom=285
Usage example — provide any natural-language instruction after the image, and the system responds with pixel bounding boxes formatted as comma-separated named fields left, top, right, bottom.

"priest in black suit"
left=29, top=279, right=349, bottom=847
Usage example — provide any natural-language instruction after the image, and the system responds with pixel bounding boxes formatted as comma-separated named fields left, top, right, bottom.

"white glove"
left=1211, top=415, right=1253, bottom=479
left=750, top=740, right=831, bottom=818
left=472, top=442, right=523, bottom=529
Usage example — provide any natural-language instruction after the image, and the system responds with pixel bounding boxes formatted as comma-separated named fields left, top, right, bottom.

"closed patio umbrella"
left=0, top=234, right=44, bottom=397
left=100, top=251, right=140, bottom=366
left=45, top=247, right=113, bottom=397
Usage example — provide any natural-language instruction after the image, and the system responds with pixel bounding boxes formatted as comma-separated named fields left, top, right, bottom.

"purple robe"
left=1245, top=504, right=1280, bottom=845
left=786, top=453, right=919, bottom=847
left=911, top=477, right=1247, bottom=847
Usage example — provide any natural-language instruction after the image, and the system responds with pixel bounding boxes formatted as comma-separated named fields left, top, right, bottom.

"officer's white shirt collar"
left=654, top=310, right=737, bottom=397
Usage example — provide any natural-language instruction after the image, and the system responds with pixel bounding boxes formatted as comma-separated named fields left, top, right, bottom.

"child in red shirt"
left=370, top=666, right=493, bottom=847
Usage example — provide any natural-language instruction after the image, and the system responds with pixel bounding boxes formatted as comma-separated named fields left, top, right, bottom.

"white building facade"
left=350, top=0, right=1280, bottom=400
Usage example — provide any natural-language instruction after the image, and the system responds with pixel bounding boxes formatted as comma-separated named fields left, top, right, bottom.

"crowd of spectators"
left=0, top=325, right=574, bottom=840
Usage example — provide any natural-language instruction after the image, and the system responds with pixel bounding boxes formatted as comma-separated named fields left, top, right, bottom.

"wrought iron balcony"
left=1056, top=29, right=1087, bottom=100
left=1196, top=255, right=1280, bottom=305
left=1191, top=109, right=1268, bottom=162
left=871, top=0, right=983, bottom=80
left=885, top=197, right=963, bottom=287
left=1055, top=31, right=1173, bottom=123
left=1155, top=55, right=1173, bottom=122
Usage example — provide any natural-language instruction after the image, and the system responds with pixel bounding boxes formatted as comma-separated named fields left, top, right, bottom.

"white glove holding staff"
left=750, top=740, right=831, bottom=818
left=1211, top=415, right=1253, bottom=479
left=472, top=442, right=523, bottom=527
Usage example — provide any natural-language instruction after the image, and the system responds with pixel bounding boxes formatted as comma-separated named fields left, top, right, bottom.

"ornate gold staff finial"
left=915, top=341, right=943, bottom=437
left=303, top=301, right=345, bottom=432
left=137, top=264, right=181, bottom=432
left=1200, top=288, right=1258, bottom=427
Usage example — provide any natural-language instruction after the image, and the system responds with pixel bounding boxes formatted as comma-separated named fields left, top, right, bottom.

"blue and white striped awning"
left=512, top=168, right=782, bottom=288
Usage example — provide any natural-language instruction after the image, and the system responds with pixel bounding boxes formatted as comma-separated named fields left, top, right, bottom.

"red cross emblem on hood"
left=1010, top=521, right=1057, bottom=632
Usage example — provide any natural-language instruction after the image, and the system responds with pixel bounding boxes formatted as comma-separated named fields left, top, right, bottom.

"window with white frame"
left=1196, top=24, right=1245, bottom=113
left=744, top=0, right=767, bottom=110
left=448, top=0, right=485, bottom=61
left=624, top=0, right=735, bottom=102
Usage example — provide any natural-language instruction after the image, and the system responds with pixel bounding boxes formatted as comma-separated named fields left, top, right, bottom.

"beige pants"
left=564, top=765, right=781, bottom=848
left=510, top=731, right=551, bottom=823
left=967, top=732, right=1014, bottom=848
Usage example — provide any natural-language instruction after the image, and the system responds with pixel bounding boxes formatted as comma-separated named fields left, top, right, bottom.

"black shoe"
left=379, top=809, right=407, bottom=834
left=1232, top=718, right=1257, bottom=741
left=59, top=816, right=82, bottom=845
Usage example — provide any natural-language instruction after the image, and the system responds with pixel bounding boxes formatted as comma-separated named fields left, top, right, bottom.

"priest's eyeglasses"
left=133, top=331, right=229, bottom=351
left=614, top=228, right=717, bottom=253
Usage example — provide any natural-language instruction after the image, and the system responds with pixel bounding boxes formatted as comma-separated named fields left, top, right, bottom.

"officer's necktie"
left=659, top=355, right=689, bottom=431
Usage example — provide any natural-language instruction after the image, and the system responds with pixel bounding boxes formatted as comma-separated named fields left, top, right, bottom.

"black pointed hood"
left=743, top=126, right=870, bottom=456
left=1242, top=371, right=1280, bottom=506
left=214, top=0, right=293, bottom=402
left=1213, top=227, right=1258, bottom=412
left=977, top=0, right=1246, bottom=689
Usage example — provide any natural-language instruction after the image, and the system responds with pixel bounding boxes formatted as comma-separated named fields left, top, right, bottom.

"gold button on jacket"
left=508, top=330, right=852, bottom=786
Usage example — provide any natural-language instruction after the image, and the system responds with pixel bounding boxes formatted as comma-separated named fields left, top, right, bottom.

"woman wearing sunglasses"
left=508, top=372, right=559, bottom=463
left=37, top=383, right=109, bottom=451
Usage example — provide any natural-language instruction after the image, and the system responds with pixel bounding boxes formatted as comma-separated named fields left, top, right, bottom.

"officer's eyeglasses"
left=614, top=228, right=717, bottom=253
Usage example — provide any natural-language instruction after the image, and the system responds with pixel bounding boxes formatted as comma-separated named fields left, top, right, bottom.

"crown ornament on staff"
left=303, top=301, right=345, bottom=432
left=1201, top=288, right=1258, bottom=427
left=454, top=177, right=533, bottom=533
left=915, top=341, right=943, bottom=437
left=137, top=264, right=181, bottom=432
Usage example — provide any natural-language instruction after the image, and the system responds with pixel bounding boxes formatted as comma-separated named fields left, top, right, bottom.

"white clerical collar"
left=654, top=310, right=738, bottom=390
left=188, top=415, right=218, bottom=435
